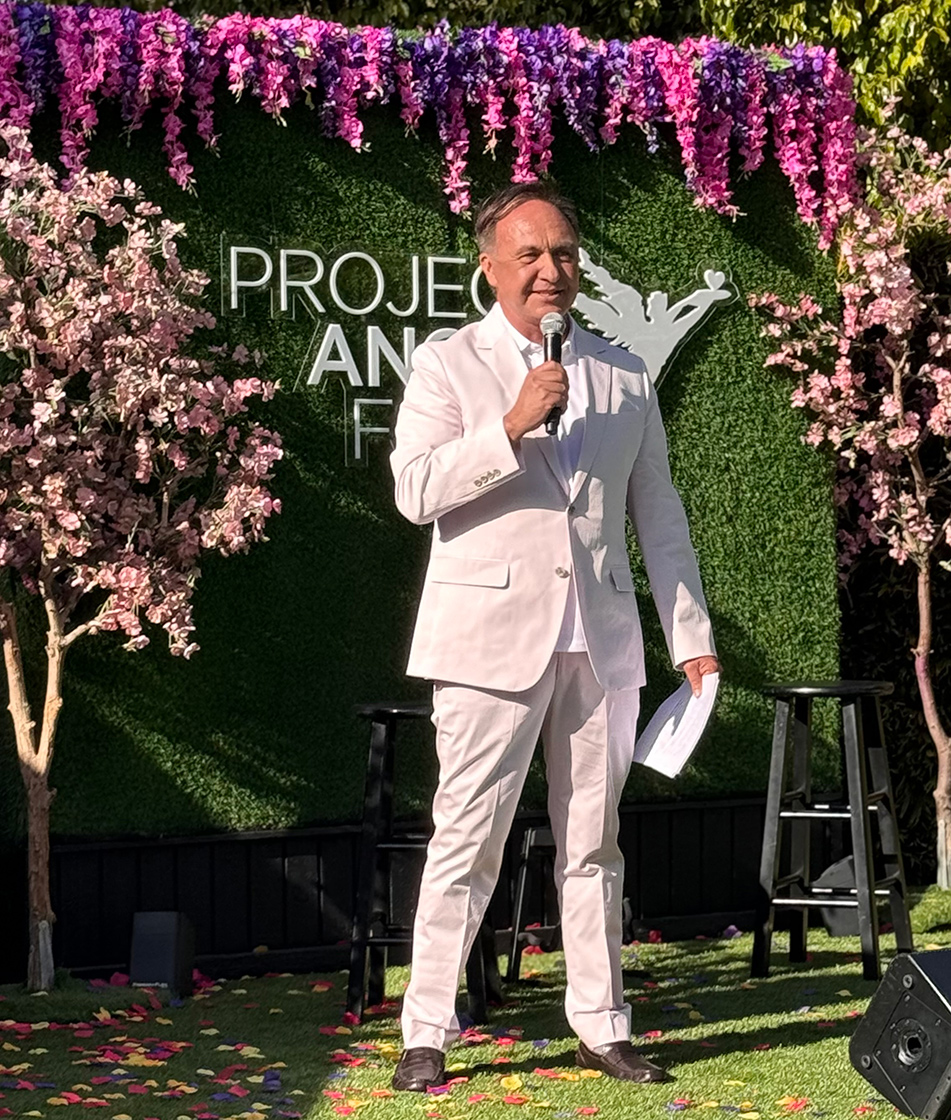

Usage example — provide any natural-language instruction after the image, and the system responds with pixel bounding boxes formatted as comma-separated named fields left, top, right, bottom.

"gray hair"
left=474, top=182, right=580, bottom=253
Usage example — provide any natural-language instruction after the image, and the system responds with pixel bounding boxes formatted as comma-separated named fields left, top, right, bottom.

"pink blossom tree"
left=751, top=118, right=951, bottom=886
left=0, top=124, right=282, bottom=990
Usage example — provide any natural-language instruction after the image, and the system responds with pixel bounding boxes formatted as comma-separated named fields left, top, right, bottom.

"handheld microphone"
left=541, top=311, right=567, bottom=437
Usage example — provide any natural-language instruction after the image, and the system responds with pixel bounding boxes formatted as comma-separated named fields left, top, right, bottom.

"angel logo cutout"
left=574, top=248, right=736, bottom=386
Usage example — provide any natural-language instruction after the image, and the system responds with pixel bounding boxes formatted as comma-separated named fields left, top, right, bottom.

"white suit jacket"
left=390, top=308, right=716, bottom=693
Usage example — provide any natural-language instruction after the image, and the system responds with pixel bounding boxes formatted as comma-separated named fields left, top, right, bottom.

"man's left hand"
left=683, top=656, right=720, bottom=697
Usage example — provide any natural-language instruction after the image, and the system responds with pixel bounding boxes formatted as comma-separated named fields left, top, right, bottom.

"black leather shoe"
left=576, top=1039, right=672, bottom=1083
left=392, top=1046, right=446, bottom=1091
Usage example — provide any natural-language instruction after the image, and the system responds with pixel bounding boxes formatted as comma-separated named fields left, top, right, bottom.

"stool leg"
left=506, top=828, right=534, bottom=982
left=843, top=698, right=880, bottom=981
left=347, top=716, right=390, bottom=1019
left=466, top=925, right=489, bottom=1024
left=481, top=920, right=505, bottom=1005
left=787, top=696, right=813, bottom=964
left=863, top=697, right=914, bottom=954
left=367, top=717, right=397, bottom=1008
left=752, top=699, right=791, bottom=978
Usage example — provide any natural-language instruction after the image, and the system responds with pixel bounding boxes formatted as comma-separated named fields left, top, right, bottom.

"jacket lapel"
left=475, top=306, right=523, bottom=393
left=476, top=306, right=565, bottom=490
left=570, top=326, right=614, bottom=502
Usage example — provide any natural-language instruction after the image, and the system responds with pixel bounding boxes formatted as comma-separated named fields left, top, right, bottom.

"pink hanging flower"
left=768, top=46, right=823, bottom=230
left=248, top=16, right=299, bottom=120
left=394, top=34, right=423, bottom=132
left=301, top=21, right=364, bottom=150
left=190, top=14, right=227, bottom=150
left=127, top=11, right=196, bottom=189
left=457, top=25, right=507, bottom=157
left=740, top=51, right=768, bottom=173
left=654, top=38, right=702, bottom=193
left=692, top=37, right=742, bottom=217
left=358, top=25, right=395, bottom=104
left=817, top=50, right=860, bottom=250
left=214, top=12, right=255, bottom=103
left=441, top=81, right=470, bottom=211
left=53, top=7, right=124, bottom=180
left=0, top=10, right=860, bottom=228
left=497, top=26, right=555, bottom=182
left=332, top=26, right=364, bottom=150
left=598, top=39, right=630, bottom=146
left=0, top=4, right=33, bottom=158
left=291, top=16, right=323, bottom=107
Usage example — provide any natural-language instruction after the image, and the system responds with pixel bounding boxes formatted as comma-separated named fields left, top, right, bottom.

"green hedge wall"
left=0, top=94, right=840, bottom=841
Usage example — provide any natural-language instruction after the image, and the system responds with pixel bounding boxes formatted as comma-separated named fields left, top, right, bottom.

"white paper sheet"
left=633, top=671, right=719, bottom=778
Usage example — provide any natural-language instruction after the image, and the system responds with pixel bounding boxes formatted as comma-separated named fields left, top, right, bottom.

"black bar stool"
left=505, top=826, right=560, bottom=982
left=752, top=680, right=914, bottom=981
left=346, top=701, right=502, bottom=1022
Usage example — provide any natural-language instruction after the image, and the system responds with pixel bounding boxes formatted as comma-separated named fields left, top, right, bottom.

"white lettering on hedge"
left=427, top=256, right=467, bottom=319
left=307, top=324, right=362, bottom=386
left=386, top=255, right=420, bottom=317
left=226, top=243, right=476, bottom=324
left=226, top=241, right=481, bottom=458
left=470, top=265, right=490, bottom=317
left=367, top=325, right=415, bottom=387
left=279, top=249, right=325, bottom=313
left=230, top=245, right=273, bottom=310
left=352, top=397, right=392, bottom=461
left=224, top=237, right=736, bottom=461
left=329, top=252, right=386, bottom=316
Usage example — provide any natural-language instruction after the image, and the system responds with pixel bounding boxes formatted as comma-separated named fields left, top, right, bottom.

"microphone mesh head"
left=540, top=311, right=566, bottom=337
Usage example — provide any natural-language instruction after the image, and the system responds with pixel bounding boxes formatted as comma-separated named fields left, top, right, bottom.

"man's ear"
left=479, top=253, right=497, bottom=291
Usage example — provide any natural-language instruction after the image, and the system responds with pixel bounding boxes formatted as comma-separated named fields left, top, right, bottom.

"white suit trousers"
left=400, top=652, right=640, bottom=1052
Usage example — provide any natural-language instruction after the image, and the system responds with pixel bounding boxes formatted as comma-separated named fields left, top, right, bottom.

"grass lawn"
left=6, top=891, right=951, bottom=1120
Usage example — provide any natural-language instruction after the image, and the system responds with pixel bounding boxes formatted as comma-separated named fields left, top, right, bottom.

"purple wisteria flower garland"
left=0, top=5, right=859, bottom=246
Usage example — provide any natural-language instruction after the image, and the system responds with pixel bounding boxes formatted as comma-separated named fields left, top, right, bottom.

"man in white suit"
left=390, top=183, right=718, bottom=1090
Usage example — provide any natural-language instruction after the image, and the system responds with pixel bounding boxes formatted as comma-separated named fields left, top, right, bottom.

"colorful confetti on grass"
left=0, top=926, right=942, bottom=1119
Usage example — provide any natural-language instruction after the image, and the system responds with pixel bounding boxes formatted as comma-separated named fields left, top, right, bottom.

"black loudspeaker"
left=814, top=856, right=860, bottom=937
left=850, top=951, right=951, bottom=1119
left=129, top=911, right=195, bottom=997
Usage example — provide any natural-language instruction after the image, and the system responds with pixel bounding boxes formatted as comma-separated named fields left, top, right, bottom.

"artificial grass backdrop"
left=0, top=93, right=840, bottom=841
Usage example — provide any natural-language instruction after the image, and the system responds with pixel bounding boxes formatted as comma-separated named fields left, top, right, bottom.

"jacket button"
left=567, top=504, right=575, bottom=514
left=554, top=567, right=569, bottom=578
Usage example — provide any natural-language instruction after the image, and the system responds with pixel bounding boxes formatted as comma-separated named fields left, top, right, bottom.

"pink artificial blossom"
left=0, top=118, right=282, bottom=655
left=751, top=118, right=951, bottom=574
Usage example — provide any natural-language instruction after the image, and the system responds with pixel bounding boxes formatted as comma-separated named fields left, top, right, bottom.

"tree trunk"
left=0, top=589, right=66, bottom=991
left=24, top=769, right=54, bottom=989
left=912, top=559, right=951, bottom=887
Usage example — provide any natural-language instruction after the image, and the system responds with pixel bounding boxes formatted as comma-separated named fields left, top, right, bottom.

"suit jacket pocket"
left=610, top=566, right=635, bottom=592
left=429, top=555, right=510, bottom=588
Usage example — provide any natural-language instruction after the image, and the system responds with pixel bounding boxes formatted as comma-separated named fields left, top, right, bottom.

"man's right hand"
left=503, top=360, right=570, bottom=443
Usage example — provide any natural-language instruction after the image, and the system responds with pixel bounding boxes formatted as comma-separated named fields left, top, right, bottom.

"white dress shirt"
left=500, top=306, right=589, bottom=653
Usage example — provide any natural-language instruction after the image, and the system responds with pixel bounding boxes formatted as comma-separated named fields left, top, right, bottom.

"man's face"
left=479, top=200, right=580, bottom=339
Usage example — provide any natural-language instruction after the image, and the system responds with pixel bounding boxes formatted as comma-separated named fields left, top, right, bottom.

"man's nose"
left=537, top=252, right=560, bottom=280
